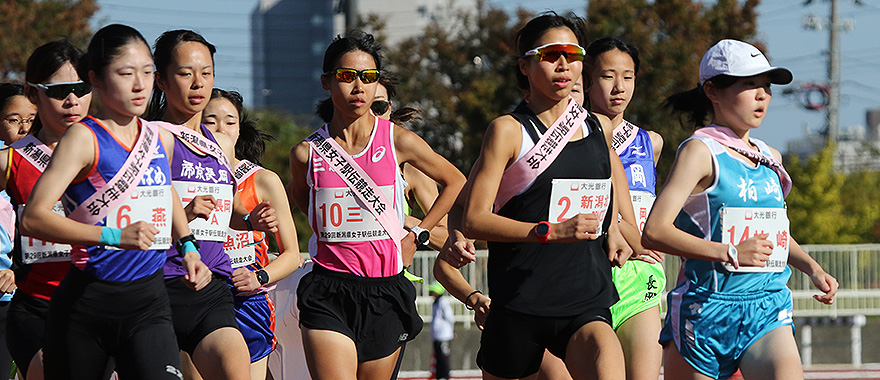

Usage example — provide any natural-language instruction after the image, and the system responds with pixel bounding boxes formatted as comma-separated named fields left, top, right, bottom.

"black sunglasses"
left=371, top=100, right=390, bottom=115
left=27, top=81, right=92, bottom=100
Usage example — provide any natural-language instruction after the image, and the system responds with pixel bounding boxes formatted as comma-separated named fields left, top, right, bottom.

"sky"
left=92, top=0, right=880, bottom=152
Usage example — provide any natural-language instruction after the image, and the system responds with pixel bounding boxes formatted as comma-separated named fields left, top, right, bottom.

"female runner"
left=0, top=83, right=37, bottom=144
left=147, top=29, right=274, bottom=380
left=588, top=37, right=665, bottom=380
left=451, top=12, right=630, bottom=380
left=202, top=88, right=304, bottom=380
left=19, top=24, right=211, bottom=380
left=4, top=40, right=91, bottom=380
left=642, top=39, right=838, bottom=380
left=289, top=29, right=465, bottom=380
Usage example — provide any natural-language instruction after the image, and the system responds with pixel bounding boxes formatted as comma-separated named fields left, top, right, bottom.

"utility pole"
left=803, top=0, right=859, bottom=144
left=827, top=0, right=840, bottom=143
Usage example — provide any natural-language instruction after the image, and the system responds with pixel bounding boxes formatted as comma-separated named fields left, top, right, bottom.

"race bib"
left=174, top=181, right=234, bottom=241
left=314, top=185, right=395, bottom=242
left=104, top=185, right=174, bottom=250
left=630, top=190, right=655, bottom=233
left=224, top=229, right=257, bottom=268
left=19, top=202, right=72, bottom=264
left=720, top=207, right=789, bottom=272
left=549, top=178, right=612, bottom=235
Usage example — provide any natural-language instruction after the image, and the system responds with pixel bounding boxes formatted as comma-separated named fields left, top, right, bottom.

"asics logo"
left=372, top=146, right=387, bottom=162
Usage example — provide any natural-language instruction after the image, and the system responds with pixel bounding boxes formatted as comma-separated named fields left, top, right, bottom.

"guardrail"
left=410, top=244, right=880, bottom=323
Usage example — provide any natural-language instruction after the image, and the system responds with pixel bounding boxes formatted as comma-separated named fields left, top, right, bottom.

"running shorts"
left=477, top=306, right=612, bottom=379
left=234, top=292, right=276, bottom=362
left=166, top=275, right=238, bottom=354
left=660, top=285, right=794, bottom=379
left=296, top=264, right=422, bottom=362
left=610, top=259, right=665, bottom=330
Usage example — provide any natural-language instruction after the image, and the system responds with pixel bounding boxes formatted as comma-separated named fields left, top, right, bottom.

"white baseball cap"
left=699, top=39, right=792, bottom=85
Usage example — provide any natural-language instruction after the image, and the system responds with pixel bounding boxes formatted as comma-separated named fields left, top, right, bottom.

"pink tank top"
left=308, top=118, right=403, bottom=277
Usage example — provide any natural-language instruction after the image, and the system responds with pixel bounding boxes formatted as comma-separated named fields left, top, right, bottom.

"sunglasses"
left=325, top=68, right=380, bottom=84
left=523, top=43, right=585, bottom=63
left=371, top=100, right=390, bottom=115
left=27, top=81, right=92, bottom=100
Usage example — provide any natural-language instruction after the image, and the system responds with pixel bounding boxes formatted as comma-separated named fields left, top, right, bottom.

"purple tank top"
left=163, top=124, right=234, bottom=278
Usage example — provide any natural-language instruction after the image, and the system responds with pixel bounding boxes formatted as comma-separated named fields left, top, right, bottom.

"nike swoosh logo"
left=751, top=53, right=760, bottom=57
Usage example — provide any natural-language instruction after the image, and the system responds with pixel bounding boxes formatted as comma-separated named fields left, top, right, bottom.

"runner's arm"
left=642, top=139, right=738, bottom=263
left=253, top=169, right=303, bottom=285
left=21, top=123, right=106, bottom=246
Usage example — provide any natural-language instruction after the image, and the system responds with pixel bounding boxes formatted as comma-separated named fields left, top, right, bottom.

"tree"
left=786, top=144, right=858, bottom=244
left=382, top=5, right=532, bottom=172
left=0, top=0, right=98, bottom=80
left=584, top=0, right=761, bottom=182
left=252, top=108, right=315, bottom=252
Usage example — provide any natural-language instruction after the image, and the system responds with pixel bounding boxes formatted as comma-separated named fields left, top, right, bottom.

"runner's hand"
left=181, top=251, right=212, bottom=291
left=0, top=269, right=15, bottom=294
left=607, top=227, right=632, bottom=267
left=735, top=234, right=773, bottom=267
left=231, top=267, right=261, bottom=292
left=810, top=270, right=838, bottom=305
left=438, top=231, right=476, bottom=269
left=249, top=201, right=279, bottom=233
left=473, top=294, right=491, bottom=331
left=185, top=195, right=216, bottom=222
left=119, top=221, right=159, bottom=250
left=401, top=231, right=417, bottom=267
left=550, top=213, right=600, bottom=243
left=632, top=249, right=664, bottom=264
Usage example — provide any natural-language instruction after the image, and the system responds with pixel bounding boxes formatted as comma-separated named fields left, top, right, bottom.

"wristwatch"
left=410, top=226, right=430, bottom=246
left=255, top=269, right=269, bottom=285
left=535, top=221, right=551, bottom=244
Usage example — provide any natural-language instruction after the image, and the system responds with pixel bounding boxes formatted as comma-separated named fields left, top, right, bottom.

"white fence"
left=410, top=244, right=880, bottom=323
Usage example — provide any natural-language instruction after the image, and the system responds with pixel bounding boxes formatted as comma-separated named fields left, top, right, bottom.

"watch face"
left=257, top=270, right=269, bottom=285
left=417, top=230, right=430, bottom=245
left=536, top=222, right=550, bottom=237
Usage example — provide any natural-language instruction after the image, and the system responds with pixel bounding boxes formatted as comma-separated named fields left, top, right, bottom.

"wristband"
left=100, top=227, right=122, bottom=247
left=177, top=234, right=200, bottom=257
left=243, top=213, right=254, bottom=231
left=727, top=243, right=739, bottom=270
left=465, top=290, right=482, bottom=311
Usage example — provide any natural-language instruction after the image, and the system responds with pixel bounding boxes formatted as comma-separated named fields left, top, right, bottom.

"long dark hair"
left=513, top=12, right=587, bottom=90
left=210, top=88, right=273, bottom=165
left=664, top=75, right=738, bottom=129
left=322, top=29, right=383, bottom=74
left=146, top=30, right=216, bottom=121
left=25, top=39, right=85, bottom=136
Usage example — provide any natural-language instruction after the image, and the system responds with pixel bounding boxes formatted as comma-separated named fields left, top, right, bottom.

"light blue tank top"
left=674, top=137, right=790, bottom=294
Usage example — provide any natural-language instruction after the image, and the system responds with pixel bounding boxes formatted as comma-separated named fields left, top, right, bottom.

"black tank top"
left=487, top=102, right=618, bottom=316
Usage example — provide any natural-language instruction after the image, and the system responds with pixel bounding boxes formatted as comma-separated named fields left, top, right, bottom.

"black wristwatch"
left=255, top=269, right=269, bottom=285
left=410, top=226, right=430, bottom=246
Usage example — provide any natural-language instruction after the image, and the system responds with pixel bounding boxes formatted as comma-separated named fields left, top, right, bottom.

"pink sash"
left=692, top=125, right=792, bottom=197
left=610, top=120, right=638, bottom=155
left=68, top=121, right=160, bottom=225
left=306, top=127, right=405, bottom=254
left=494, top=99, right=589, bottom=211
left=159, top=122, right=233, bottom=173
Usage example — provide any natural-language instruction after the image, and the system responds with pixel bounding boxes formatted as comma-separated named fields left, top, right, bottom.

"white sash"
left=68, top=121, right=160, bottom=225
left=611, top=120, right=638, bottom=155
left=159, top=122, right=233, bottom=174
left=494, top=99, right=589, bottom=211
left=10, top=135, right=52, bottom=171
left=306, top=127, right=405, bottom=254
left=225, top=160, right=263, bottom=268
